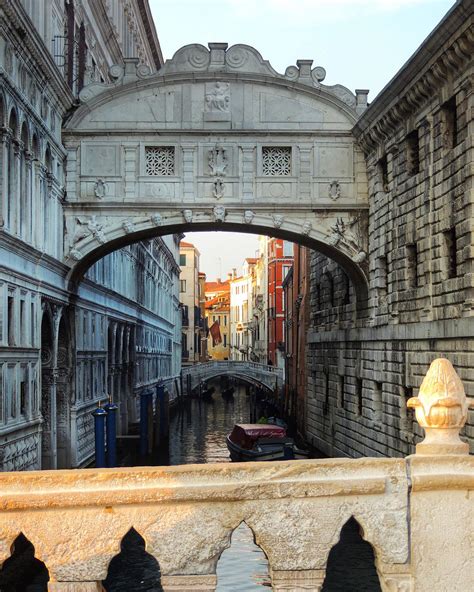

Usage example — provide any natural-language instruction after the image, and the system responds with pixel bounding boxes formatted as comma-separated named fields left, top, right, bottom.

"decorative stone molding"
left=212, top=205, right=226, bottom=223
left=408, top=358, right=474, bottom=455
left=93, top=179, right=107, bottom=199
left=243, top=210, right=255, bottom=224
left=328, top=180, right=341, bottom=201
left=122, top=219, right=134, bottom=234
left=208, top=145, right=228, bottom=177
left=301, top=221, right=312, bottom=236
left=150, top=213, right=162, bottom=226
left=212, top=178, right=225, bottom=200
left=272, top=214, right=284, bottom=228
left=182, top=209, right=193, bottom=223
left=72, top=216, right=106, bottom=245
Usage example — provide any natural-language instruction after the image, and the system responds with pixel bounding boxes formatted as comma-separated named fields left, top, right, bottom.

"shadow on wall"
left=322, top=517, right=382, bottom=592
left=103, top=527, right=163, bottom=592
left=0, top=533, right=49, bottom=591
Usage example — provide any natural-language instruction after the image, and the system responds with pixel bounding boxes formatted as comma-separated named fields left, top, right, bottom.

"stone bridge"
left=182, top=360, right=283, bottom=393
left=62, top=42, right=370, bottom=307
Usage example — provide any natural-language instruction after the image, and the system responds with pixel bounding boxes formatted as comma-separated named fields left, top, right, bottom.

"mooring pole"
left=157, top=384, right=168, bottom=440
left=92, top=404, right=107, bottom=468
left=140, top=390, right=153, bottom=457
left=104, top=397, right=118, bottom=468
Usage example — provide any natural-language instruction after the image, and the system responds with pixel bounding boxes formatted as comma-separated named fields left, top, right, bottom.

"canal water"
left=107, top=381, right=272, bottom=591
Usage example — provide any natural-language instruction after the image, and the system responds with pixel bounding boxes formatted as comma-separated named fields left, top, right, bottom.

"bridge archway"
left=62, top=43, right=369, bottom=305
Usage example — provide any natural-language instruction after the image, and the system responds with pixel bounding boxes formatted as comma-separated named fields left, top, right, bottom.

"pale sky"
left=149, top=0, right=455, bottom=280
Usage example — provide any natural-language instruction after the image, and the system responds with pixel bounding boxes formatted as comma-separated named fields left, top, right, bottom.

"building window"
left=378, top=155, right=389, bottom=192
left=145, top=146, right=175, bottom=176
left=406, top=130, right=420, bottom=176
left=262, top=146, right=291, bottom=176
left=223, top=334, right=227, bottom=347
left=180, top=279, right=186, bottom=293
left=8, top=295, right=15, bottom=347
left=283, top=241, right=294, bottom=257
left=441, top=96, right=458, bottom=150
left=180, top=253, right=186, bottom=266
left=338, top=374, right=345, bottom=409
left=356, top=378, right=363, bottom=416
left=444, top=227, right=457, bottom=279
left=406, top=244, right=419, bottom=288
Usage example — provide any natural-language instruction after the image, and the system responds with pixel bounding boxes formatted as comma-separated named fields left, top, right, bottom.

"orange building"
left=204, top=280, right=230, bottom=360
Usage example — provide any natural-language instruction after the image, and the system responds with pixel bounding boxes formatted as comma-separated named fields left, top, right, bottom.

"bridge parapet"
left=0, top=359, right=472, bottom=591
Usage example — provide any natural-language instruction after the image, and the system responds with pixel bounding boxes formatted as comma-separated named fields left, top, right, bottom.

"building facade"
left=267, top=238, right=294, bottom=369
left=282, top=244, right=311, bottom=436
left=0, top=0, right=181, bottom=471
left=305, top=0, right=474, bottom=458
left=179, top=241, right=204, bottom=365
left=205, top=279, right=230, bottom=360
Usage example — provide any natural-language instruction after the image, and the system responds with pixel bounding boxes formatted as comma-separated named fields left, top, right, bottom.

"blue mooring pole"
left=92, top=405, right=107, bottom=468
left=104, top=399, right=118, bottom=468
left=140, top=390, right=152, bottom=457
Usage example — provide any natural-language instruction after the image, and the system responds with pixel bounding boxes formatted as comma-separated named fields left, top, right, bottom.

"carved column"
left=48, top=583, right=104, bottom=591
left=298, top=146, right=312, bottom=202
left=161, top=574, right=217, bottom=592
left=240, top=143, right=255, bottom=203
left=0, top=128, right=11, bottom=228
left=12, top=138, right=22, bottom=236
left=181, top=143, right=196, bottom=202
left=123, top=145, right=138, bottom=200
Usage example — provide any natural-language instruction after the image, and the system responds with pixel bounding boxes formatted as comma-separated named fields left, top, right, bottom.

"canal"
left=107, top=381, right=272, bottom=591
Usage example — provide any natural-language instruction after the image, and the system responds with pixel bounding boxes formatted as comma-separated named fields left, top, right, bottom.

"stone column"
left=270, top=569, right=326, bottom=591
left=161, top=574, right=217, bottom=592
left=0, top=128, right=11, bottom=228
left=48, top=583, right=104, bottom=591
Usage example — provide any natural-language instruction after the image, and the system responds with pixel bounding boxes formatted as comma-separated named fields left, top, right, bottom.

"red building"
left=267, top=238, right=294, bottom=368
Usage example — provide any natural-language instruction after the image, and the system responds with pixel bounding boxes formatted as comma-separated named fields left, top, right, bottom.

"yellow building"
left=205, top=280, right=230, bottom=360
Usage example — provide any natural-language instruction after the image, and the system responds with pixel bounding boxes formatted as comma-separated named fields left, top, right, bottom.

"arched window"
left=6, top=108, right=18, bottom=231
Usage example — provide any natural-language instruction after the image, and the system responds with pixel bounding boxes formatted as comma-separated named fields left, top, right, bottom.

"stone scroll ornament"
left=407, top=358, right=474, bottom=455
left=72, top=216, right=106, bottom=245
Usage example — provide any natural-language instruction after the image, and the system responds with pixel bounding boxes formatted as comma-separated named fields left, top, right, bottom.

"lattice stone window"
left=145, top=146, right=175, bottom=176
left=262, top=146, right=291, bottom=176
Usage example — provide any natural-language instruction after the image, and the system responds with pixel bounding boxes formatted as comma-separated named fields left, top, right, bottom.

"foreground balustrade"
left=0, top=359, right=472, bottom=592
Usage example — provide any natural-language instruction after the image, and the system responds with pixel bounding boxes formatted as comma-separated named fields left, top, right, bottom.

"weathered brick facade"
left=306, top=0, right=474, bottom=458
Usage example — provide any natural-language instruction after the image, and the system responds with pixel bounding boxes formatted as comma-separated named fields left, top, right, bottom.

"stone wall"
left=305, top=0, right=474, bottom=458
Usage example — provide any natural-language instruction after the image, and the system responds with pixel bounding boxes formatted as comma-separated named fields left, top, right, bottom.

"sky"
left=149, top=0, right=455, bottom=280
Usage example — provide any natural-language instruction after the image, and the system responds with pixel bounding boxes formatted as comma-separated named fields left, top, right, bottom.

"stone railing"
left=0, top=359, right=472, bottom=591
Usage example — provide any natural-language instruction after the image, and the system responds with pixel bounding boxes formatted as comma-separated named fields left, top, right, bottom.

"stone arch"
left=7, top=105, right=18, bottom=137
left=191, top=371, right=274, bottom=394
left=0, top=91, right=5, bottom=127
left=216, top=521, right=271, bottom=589
left=66, top=219, right=369, bottom=311
left=103, top=527, right=163, bottom=592
left=0, top=532, right=50, bottom=591
left=321, top=516, right=382, bottom=591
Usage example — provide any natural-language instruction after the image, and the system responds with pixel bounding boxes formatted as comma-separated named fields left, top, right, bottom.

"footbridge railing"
left=181, top=360, right=283, bottom=394
left=0, top=360, right=472, bottom=591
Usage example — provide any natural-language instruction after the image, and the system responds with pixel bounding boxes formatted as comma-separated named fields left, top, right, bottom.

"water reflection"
left=168, top=382, right=252, bottom=465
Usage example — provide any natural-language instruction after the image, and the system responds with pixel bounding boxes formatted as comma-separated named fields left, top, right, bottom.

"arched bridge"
left=182, top=361, right=283, bottom=394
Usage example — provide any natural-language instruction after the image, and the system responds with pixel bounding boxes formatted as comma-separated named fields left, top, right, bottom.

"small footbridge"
left=182, top=361, right=283, bottom=394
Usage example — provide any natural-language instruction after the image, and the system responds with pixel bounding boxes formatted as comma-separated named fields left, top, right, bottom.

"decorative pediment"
left=78, top=42, right=364, bottom=113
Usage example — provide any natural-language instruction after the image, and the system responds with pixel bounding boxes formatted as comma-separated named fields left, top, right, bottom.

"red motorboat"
left=226, top=423, right=308, bottom=462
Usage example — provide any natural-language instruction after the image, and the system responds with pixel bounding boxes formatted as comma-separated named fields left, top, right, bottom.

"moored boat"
left=226, top=423, right=308, bottom=462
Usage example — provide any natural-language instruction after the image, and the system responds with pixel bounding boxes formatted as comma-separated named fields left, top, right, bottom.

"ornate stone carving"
left=145, top=146, right=175, bottom=176
left=208, top=145, right=228, bottom=177
left=150, top=213, right=162, bottom=226
left=301, top=221, right=312, bottom=236
left=205, top=82, right=230, bottom=113
left=122, top=219, right=134, bottom=234
left=72, top=216, right=106, bottom=245
left=183, top=209, right=193, bottom=223
left=212, top=178, right=225, bottom=200
left=328, top=180, right=341, bottom=201
left=262, top=147, right=291, bottom=176
left=213, top=205, right=226, bottom=223
left=272, top=214, right=284, bottom=228
left=328, top=216, right=365, bottom=261
left=385, top=578, right=413, bottom=592
left=407, top=358, right=474, bottom=455
left=243, top=210, right=255, bottom=224
left=93, top=179, right=107, bottom=199
left=4, top=43, right=14, bottom=75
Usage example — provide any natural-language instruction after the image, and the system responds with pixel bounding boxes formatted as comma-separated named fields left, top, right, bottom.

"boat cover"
left=229, top=424, right=286, bottom=449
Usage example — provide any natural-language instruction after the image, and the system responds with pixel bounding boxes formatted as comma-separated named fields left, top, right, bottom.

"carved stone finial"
left=407, top=358, right=474, bottom=455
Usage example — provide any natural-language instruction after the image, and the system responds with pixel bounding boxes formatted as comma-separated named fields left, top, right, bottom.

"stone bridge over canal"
left=181, top=360, right=283, bottom=394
